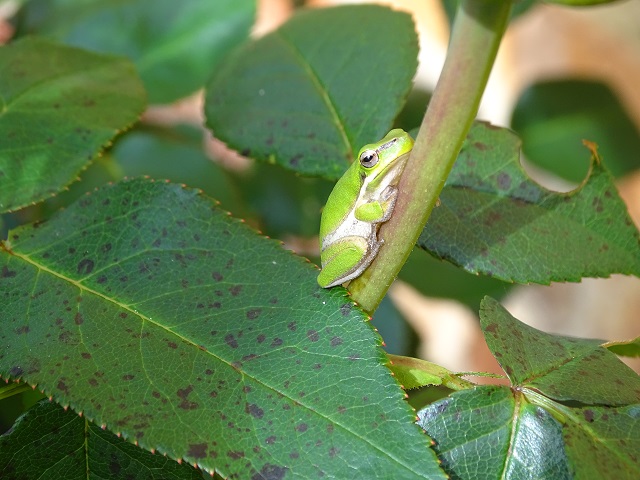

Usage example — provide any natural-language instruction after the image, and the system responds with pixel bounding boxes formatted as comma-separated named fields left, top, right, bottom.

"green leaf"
left=512, top=80, right=640, bottom=182
left=0, top=179, right=445, bottom=479
left=205, top=5, right=418, bottom=179
left=604, top=336, right=640, bottom=358
left=16, top=0, right=255, bottom=104
left=387, top=355, right=474, bottom=391
left=0, top=399, right=203, bottom=479
left=0, top=37, right=145, bottom=213
left=418, top=386, right=572, bottom=480
left=559, top=402, right=640, bottom=478
left=480, top=296, right=640, bottom=405
left=418, top=122, right=640, bottom=284
left=418, top=386, right=640, bottom=479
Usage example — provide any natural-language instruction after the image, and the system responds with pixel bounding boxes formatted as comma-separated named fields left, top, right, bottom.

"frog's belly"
left=322, top=209, right=375, bottom=251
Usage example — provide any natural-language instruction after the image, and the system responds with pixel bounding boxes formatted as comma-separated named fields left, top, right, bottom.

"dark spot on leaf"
left=247, top=309, right=261, bottom=320
left=9, top=366, right=23, bottom=377
left=177, top=385, right=198, bottom=410
left=88, top=378, right=98, bottom=387
left=81, top=352, right=91, bottom=359
left=228, top=450, right=245, bottom=459
left=340, top=303, right=352, bottom=316
left=109, top=454, right=121, bottom=475
left=265, top=435, right=276, bottom=444
left=287, top=322, right=297, bottom=331
left=230, top=285, right=243, bottom=296
left=246, top=403, right=264, bottom=419
left=123, top=374, right=135, bottom=381
left=485, top=211, right=502, bottom=226
left=271, top=338, right=283, bottom=347
left=313, top=364, right=322, bottom=370
left=592, top=197, right=604, bottom=213
left=225, top=334, right=239, bottom=349
left=252, top=464, right=287, bottom=480
left=329, top=447, right=339, bottom=457
left=212, top=271, right=223, bottom=281
left=337, top=406, right=347, bottom=414
left=307, top=330, right=319, bottom=342
left=74, top=313, right=84, bottom=325
left=473, top=141, right=488, bottom=151
left=97, top=275, right=107, bottom=284
left=57, top=380, right=69, bottom=394
left=485, top=323, right=498, bottom=334
left=167, top=341, right=178, bottom=349
left=187, top=443, right=208, bottom=459
left=119, top=312, right=128, bottom=319
left=257, top=334, right=266, bottom=343
left=497, top=172, right=511, bottom=190
left=290, top=154, right=303, bottom=166
left=583, top=410, right=595, bottom=422
left=1, top=266, right=17, bottom=278
left=330, top=337, right=343, bottom=347
left=77, top=259, right=94, bottom=275
left=295, top=423, right=308, bottom=432
left=15, top=325, right=29, bottom=335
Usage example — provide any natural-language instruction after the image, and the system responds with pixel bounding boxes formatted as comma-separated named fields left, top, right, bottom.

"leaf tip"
left=581, top=139, right=601, bottom=165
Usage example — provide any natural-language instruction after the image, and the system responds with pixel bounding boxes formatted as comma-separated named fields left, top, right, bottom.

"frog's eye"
left=359, top=150, right=379, bottom=168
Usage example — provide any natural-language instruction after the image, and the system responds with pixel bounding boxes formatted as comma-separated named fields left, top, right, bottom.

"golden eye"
left=359, top=150, right=378, bottom=168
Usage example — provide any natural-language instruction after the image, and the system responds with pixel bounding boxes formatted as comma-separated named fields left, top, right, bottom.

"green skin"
left=317, top=129, right=414, bottom=288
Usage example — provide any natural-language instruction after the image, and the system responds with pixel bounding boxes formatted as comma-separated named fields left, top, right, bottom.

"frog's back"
left=319, top=165, right=361, bottom=241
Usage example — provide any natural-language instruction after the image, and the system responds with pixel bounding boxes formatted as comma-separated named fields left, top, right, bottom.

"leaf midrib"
left=274, top=29, right=353, bottom=161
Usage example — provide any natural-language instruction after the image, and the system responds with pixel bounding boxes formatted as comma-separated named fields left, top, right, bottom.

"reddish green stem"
left=349, top=0, right=512, bottom=313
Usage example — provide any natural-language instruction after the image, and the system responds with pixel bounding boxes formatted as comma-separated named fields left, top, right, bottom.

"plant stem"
left=349, top=0, right=512, bottom=313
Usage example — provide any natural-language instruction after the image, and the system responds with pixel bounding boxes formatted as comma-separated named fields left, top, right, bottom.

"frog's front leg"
left=317, top=235, right=376, bottom=288
left=355, top=185, right=398, bottom=223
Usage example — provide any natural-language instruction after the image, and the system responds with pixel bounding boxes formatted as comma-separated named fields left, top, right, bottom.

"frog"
left=317, top=129, right=414, bottom=288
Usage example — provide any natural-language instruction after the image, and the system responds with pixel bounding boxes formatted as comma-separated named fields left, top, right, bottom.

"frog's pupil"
left=360, top=150, right=378, bottom=167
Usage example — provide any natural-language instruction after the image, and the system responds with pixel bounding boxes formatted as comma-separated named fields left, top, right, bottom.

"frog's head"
left=356, top=129, right=414, bottom=184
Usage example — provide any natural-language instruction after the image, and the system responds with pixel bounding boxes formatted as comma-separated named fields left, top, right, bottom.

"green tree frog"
left=317, top=129, right=414, bottom=288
